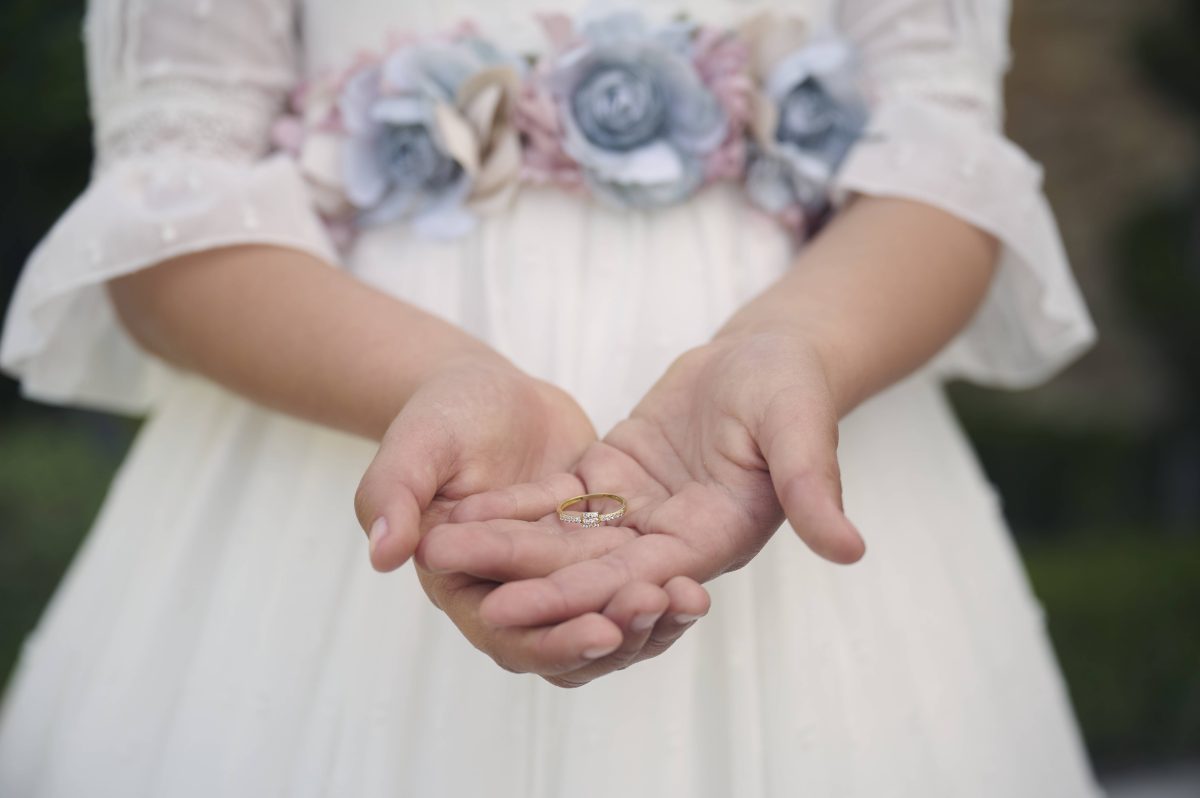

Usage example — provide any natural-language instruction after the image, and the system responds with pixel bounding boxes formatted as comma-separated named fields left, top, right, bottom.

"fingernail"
left=368, top=517, right=389, bottom=555
left=631, top=612, right=662, bottom=632
left=582, top=644, right=618, bottom=660
left=673, top=613, right=703, bottom=624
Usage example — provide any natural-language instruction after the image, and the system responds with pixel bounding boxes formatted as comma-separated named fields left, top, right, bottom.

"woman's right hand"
left=354, top=352, right=596, bottom=570
left=354, top=353, right=709, bottom=682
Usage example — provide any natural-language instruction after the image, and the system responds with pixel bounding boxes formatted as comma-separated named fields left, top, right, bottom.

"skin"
left=416, top=196, right=1000, bottom=674
left=108, top=195, right=997, bottom=687
left=108, top=246, right=705, bottom=682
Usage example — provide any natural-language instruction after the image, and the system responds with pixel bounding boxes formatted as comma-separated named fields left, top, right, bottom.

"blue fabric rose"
left=532, top=9, right=734, bottom=208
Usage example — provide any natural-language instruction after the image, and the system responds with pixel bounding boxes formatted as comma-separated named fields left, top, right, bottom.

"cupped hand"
left=418, top=332, right=865, bottom=636
left=354, top=353, right=709, bottom=685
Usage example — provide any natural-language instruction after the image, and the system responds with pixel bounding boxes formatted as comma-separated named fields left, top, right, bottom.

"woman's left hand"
left=417, top=331, right=866, bottom=654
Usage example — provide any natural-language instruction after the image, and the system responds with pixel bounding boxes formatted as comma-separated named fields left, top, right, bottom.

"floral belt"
left=273, top=8, right=867, bottom=244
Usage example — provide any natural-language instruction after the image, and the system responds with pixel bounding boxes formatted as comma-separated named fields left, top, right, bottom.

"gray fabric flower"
left=743, top=36, right=867, bottom=223
left=539, top=9, right=730, bottom=209
left=334, top=38, right=524, bottom=238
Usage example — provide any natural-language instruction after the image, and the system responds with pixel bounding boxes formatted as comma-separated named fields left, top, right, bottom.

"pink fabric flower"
left=692, top=28, right=755, bottom=181
left=515, top=65, right=586, bottom=187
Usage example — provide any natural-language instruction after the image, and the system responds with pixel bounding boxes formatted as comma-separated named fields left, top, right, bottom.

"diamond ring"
left=556, top=493, right=627, bottom=528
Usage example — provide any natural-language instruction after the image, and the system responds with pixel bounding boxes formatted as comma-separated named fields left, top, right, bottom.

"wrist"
left=709, top=324, right=862, bottom=418
left=406, top=336, right=510, bottom=387
left=369, top=335, right=514, bottom=439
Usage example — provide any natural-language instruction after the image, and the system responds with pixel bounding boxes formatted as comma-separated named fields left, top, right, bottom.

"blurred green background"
left=1, top=0, right=1198, bottom=781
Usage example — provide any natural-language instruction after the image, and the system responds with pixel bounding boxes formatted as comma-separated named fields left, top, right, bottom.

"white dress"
left=0, top=0, right=1102, bottom=796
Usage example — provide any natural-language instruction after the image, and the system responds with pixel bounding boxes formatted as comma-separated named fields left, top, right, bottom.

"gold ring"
left=556, top=493, right=627, bottom=528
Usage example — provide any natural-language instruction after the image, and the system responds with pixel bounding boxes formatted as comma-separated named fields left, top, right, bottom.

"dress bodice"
left=0, top=0, right=1095, bottom=415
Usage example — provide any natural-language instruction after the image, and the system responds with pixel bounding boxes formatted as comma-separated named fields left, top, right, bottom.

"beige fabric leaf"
left=457, top=66, right=521, bottom=124
left=298, top=138, right=352, bottom=217
left=464, top=83, right=505, bottom=142
left=456, top=65, right=518, bottom=112
left=434, top=103, right=480, bottom=176
left=468, top=176, right=520, bottom=215
left=748, top=91, right=777, bottom=148
left=300, top=132, right=344, bottom=190
left=469, top=128, right=522, bottom=206
left=740, top=12, right=808, bottom=82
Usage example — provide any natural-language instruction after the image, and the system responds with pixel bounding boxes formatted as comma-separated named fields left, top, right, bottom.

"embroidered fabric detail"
left=95, top=81, right=282, bottom=172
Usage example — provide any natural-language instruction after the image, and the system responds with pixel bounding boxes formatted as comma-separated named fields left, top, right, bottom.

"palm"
left=359, top=357, right=595, bottom=561
left=359, top=356, right=710, bottom=682
left=408, top=372, right=592, bottom=627
left=574, top=409, right=782, bottom=577
left=420, top=334, right=865, bottom=631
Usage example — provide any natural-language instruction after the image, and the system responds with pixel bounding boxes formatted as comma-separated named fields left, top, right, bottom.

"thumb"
left=759, top=389, right=866, bottom=565
left=354, top=406, right=456, bottom=572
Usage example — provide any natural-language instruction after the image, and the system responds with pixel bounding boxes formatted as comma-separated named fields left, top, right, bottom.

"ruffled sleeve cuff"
left=831, top=99, right=1097, bottom=388
left=0, top=154, right=338, bottom=415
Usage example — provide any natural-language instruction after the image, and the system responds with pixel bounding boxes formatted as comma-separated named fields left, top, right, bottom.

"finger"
left=500, top=612, right=625, bottom=675
left=546, top=577, right=709, bottom=687
left=571, top=581, right=670, bottom=682
left=355, top=409, right=453, bottom=573
left=480, top=533, right=702, bottom=627
left=760, top=389, right=866, bottom=564
left=425, top=575, right=623, bottom=677
left=448, top=473, right=586, bottom=524
left=636, top=576, right=710, bottom=663
left=417, top=518, right=637, bottom=581
left=573, top=439, right=665, bottom=503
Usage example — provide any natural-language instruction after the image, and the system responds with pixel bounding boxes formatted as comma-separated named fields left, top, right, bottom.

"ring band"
left=557, top=493, right=627, bottom=528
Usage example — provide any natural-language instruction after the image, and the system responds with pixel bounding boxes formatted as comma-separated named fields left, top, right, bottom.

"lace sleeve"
left=833, top=0, right=1096, bottom=388
left=87, top=0, right=297, bottom=166
left=0, top=0, right=336, bottom=414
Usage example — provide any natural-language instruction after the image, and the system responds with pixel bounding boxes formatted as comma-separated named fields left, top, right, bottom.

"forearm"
left=107, top=245, right=496, bottom=439
left=718, top=196, right=999, bottom=415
